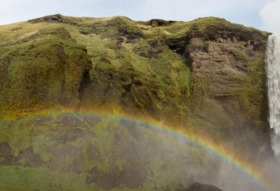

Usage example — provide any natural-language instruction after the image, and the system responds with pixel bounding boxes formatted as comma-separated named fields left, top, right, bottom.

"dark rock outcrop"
left=29, top=14, right=77, bottom=25
left=187, top=183, right=223, bottom=191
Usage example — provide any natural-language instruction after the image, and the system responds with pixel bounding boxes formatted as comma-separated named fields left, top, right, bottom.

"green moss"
left=133, top=38, right=159, bottom=58
left=190, top=77, right=208, bottom=108
left=0, top=112, right=222, bottom=191
left=79, top=17, right=143, bottom=40
left=229, top=49, right=249, bottom=62
left=0, top=25, right=91, bottom=115
left=32, top=135, right=56, bottom=162
left=95, top=57, right=113, bottom=71
left=0, top=166, right=94, bottom=191
left=0, top=119, right=33, bottom=156
left=233, top=55, right=266, bottom=120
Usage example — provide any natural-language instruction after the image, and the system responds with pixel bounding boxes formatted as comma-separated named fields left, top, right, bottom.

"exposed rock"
left=28, top=14, right=76, bottom=25
left=187, top=183, right=223, bottom=191
left=146, top=19, right=176, bottom=26
left=187, top=31, right=268, bottom=127
left=188, top=38, right=246, bottom=97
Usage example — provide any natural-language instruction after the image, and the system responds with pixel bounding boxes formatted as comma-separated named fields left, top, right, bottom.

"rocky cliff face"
left=0, top=15, right=271, bottom=191
left=185, top=25, right=269, bottom=144
left=0, top=15, right=269, bottom=125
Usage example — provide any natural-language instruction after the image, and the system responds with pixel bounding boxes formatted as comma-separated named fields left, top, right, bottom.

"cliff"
left=0, top=14, right=271, bottom=191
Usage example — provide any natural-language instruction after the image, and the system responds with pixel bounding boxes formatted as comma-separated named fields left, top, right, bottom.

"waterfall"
left=266, top=34, right=280, bottom=156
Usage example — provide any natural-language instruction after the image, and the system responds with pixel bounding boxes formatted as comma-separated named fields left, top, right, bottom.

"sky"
left=0, top=0, right=279, bottom=33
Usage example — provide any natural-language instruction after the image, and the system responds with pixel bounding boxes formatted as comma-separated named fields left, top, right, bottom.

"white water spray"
left=266, top=34, right=280, bottom=156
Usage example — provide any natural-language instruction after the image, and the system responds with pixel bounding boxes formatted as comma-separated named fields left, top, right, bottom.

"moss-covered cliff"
left=0, top=14, right=271, bottom=191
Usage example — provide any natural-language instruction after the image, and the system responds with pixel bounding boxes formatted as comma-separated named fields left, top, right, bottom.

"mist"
left=1, top=112, right=279, bottom=191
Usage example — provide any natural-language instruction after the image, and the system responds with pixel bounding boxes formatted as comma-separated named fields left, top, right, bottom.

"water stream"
left=266, top=34, right=280, bottom=155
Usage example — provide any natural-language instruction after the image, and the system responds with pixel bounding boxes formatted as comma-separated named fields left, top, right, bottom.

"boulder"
left=187, top=183, right=223, bottom=191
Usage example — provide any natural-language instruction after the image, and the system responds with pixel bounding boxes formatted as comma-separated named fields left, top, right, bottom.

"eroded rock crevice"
left=78, top=70, right=92, bottom=100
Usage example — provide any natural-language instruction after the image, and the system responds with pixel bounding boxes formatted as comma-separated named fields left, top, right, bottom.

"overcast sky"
left=0, top=0, right=279, bottom=33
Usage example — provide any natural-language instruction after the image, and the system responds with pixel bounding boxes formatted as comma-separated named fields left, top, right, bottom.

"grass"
left=0, top=24, right=92, bottom=115
left=71, top=16, right=192, bottom=116
left=229, top=49, right=249, bottom=62
left=0, top=166, right=94, bottom=191
left=0, top=119, right=33, bottom=156
left=233, top=53, right=267, bottom=120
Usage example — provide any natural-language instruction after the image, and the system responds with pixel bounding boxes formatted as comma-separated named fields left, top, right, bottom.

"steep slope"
left=1, top=15, right=270, bottom=141
left=0, top=14, right=271, bottom=191
left=0, top=15, right=269, bottom=125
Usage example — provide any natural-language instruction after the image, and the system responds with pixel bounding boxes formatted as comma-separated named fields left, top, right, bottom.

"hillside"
left=0, top=14, right=271, bottom=191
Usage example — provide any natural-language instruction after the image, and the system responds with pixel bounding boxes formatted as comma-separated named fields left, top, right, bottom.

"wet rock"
left=187, top=183, right=223, bottom=191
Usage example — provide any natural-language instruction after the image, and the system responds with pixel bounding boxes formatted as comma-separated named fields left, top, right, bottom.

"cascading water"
left=266, top=34, right=280, bottom=156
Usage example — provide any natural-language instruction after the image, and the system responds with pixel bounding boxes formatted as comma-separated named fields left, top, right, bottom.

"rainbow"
left=21, top=109, right=276, bottom=191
